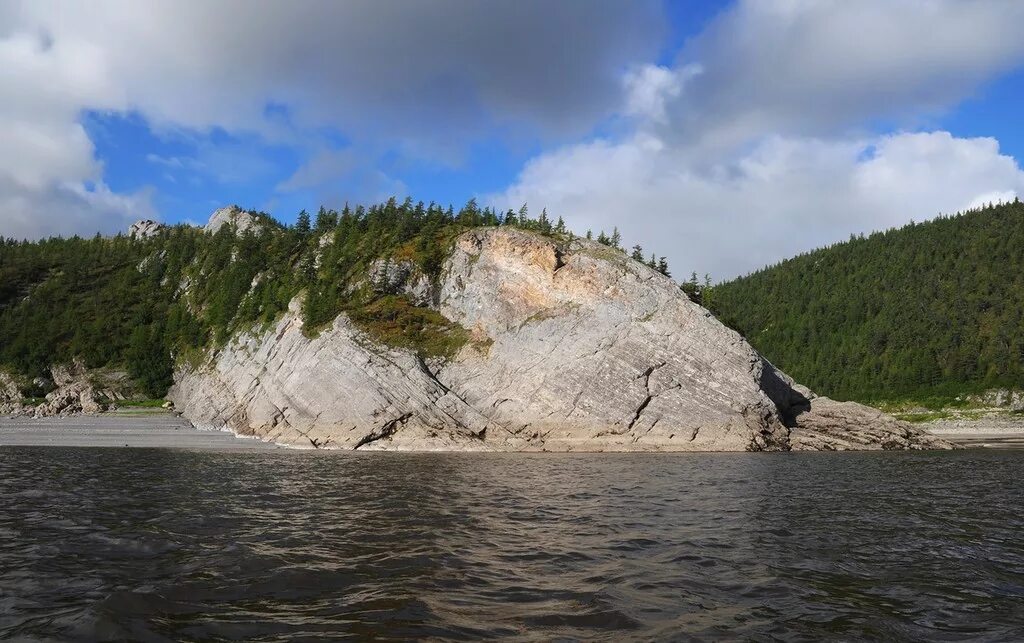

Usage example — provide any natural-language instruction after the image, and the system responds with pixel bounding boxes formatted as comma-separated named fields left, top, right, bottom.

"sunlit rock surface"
left=169, top=227, right=953, bottom=452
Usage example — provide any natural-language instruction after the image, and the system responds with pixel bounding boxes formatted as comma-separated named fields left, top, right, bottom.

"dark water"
left=1, top=448, right=1023, bottom=641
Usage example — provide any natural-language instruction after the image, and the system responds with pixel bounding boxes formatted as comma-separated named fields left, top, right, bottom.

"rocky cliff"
left=169, top=227, right=952, bottom=452
left=204, top=205, right=264, bottom=235
left=0, top=361, right=124, bottom=417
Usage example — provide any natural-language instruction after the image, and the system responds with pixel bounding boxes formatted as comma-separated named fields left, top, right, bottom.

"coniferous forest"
left=709, top=200, right=1024, bottom=402
left=0, top=198, right=661, bottom=398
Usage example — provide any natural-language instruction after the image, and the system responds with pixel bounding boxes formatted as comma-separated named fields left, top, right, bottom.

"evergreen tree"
left=657, top=257, right=670, bottom=277
left=295, top=210, right=311, bottom=236
left=538, top=208, right=551, bottom=233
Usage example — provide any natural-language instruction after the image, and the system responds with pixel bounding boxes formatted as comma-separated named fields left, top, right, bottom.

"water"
left=1, top=448, right=1022, bottom=641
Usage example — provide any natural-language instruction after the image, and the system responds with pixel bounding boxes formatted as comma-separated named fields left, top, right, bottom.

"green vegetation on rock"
left=0, top=197, right=651, bottom=397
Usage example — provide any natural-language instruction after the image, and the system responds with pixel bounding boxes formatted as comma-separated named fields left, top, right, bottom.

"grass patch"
left=345, top=295, right=470, bottom=360
left=118, top=398, right=167, bottom=408
left=894, top=411, right=953, bottom=423
left=874, top=394, right=976, bottom=414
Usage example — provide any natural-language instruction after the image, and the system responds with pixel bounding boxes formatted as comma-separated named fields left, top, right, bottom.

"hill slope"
left=710, top=200, right=1024, bottom=402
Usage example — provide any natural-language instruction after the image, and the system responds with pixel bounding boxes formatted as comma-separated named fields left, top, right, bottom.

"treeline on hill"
left=0, top=197, right=670, bottom=398
left=709, top=200, right=1024, bottom=402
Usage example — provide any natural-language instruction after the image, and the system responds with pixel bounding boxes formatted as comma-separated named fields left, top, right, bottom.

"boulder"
left=32, top=361, right=105, bottom=417
left=204, top=206, right=262, bottom=235
left=128, top=219, right=165, bottom=239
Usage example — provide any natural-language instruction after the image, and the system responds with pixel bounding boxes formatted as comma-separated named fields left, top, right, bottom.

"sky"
left=3, top=0, right=1024, bottom=279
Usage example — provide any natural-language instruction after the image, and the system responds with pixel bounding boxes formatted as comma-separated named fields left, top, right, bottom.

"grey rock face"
left=970, top=388, right=1024, bottom=412
left=205, top=206, right=261, bottom=235
left=789, top=397, right=953, bottom=450
left=0, top=371, right=25, bottom=415
left=366, top=258, right=434, bottom=305
left=170, top=299, right=496, bottom=450
left=32, top=362, right=105, bottom=417
left=128, top=219, right=164, bottom=239
left=169, top=228, right=953, bottom=451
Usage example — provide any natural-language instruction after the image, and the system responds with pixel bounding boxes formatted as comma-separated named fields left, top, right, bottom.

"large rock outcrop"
left=169, top=228, right=953, bottom=451
left=204, top=206, right=262, bottom=235
left=128, top=219, right=165, bottom=239
left=31, top=362, right=105, bottom=417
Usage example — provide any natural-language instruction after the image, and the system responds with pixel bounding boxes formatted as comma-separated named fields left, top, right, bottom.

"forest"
left=0, top=198, right=667, bottom=398
left=709, top=200, right=1024, bottom=402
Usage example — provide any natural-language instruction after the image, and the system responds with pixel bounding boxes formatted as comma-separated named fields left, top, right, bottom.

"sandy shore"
left=923, top=415, right=1024, bottom=449
left=0, top=411, right=282, bottom=450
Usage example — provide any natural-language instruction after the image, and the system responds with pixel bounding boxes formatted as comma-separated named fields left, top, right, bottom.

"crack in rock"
left=353, top=413, right=413, bottom=450
left=627, top=362, right=668, bottom=430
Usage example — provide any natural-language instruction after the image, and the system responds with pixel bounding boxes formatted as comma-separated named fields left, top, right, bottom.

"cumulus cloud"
left=494, top=131, right=1024, bottom=279
left=0, top=24, right=150, bottom=239
left=0, top=0, right=661, bottom=237
left=671, top=0, right=1024, bottom=153
left=494, top=0, right=1024, bottom=278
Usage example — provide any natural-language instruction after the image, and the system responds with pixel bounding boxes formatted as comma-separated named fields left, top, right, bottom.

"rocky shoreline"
left=924, top=415, right=1024, bottom=449
left=0, top=412, right=281, bottom=450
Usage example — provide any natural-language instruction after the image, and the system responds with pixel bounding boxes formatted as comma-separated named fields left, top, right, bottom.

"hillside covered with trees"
left=709, top=200, right=1024, bottom=402
left=0, top=198, right=667, bottom=398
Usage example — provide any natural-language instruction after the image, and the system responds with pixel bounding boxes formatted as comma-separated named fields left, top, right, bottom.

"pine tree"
left=631, top=245, right=645, bottom=262
left=295, top=210, right=311, bottom=236
left=657, top=257, right=670, bottom=277
left=538, top=208, right=551, bottom=233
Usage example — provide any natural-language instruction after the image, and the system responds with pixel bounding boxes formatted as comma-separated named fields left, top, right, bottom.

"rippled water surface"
left=1, top=448, right=1023, bottom=641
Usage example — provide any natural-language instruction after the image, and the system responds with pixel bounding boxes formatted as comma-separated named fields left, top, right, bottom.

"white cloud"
left=0, top=0, right=660, bottom=238
left=277, top=149, right=357, bottom=193
left=492, top=131, right=1024, bottom=279
left=670, top=0, right=1024, bottom=153
left=623, top=64, right=692, bottom=123
left=0, top=26, right=150, bottom=239
left=493, top=0, right=1024, bottom=278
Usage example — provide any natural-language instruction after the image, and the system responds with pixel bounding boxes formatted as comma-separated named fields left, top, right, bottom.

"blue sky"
left=3, top=0, right=1024, bottom=277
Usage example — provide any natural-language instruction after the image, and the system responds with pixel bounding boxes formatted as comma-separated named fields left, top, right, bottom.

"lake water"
left=1, top=448, right=1022, bottom=641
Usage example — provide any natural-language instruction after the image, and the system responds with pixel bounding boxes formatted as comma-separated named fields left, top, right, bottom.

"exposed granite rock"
left=968, top=388, right=1024, bottom=412
left=0, top=371, right=25, bottom=415
left=169, top=227, right=954, bottom=452
left=366, top=258, right=434, bottom=306
left=128, top=219, right=165, bottom=239
left=31, top=362, right=106, bottom=417
left=789, top=397, right=952, bottom=450
left=205, top=206, right=262, bottom=235
left=170, top=299, right=497, bottom=450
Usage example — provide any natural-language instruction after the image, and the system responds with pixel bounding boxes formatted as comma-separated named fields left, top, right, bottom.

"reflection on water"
left=1, top=448, right=1022, bottom=640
